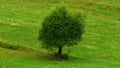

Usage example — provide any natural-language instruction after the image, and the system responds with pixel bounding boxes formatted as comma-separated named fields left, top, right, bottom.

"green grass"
left=0, top=0, right=120, bottom=68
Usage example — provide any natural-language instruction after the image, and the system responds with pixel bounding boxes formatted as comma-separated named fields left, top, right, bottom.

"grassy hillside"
left=0, top=0, right=120, bottom=68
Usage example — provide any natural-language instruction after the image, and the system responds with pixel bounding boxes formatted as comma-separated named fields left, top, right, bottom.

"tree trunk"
left=58, top=46, right=62, bottom=56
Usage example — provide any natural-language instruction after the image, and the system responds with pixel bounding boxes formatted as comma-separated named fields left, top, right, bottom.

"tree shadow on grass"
left=36, top=54, right=91, bottom=63
left=0, top=41, right=96, bottom=63
left=68, top=56, right=89, bottom=63
left=32, top=51, right=93, bottom=63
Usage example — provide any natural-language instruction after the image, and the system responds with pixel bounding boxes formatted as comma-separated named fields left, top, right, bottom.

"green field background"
left=0, top=0, right=120, bottom=68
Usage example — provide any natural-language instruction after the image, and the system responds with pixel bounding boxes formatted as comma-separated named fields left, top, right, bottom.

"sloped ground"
left=0, top=0, right=120, bottom=68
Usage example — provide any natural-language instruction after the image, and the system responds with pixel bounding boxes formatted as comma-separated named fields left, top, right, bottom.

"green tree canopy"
left=38, top=7, right=85, bottom=57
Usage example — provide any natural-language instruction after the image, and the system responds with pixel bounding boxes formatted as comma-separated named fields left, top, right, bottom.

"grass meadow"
left=0, top=0, right=120, bottom=68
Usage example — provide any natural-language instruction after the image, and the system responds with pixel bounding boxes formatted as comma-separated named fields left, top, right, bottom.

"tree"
left=38, top=7, right=85, bottom=58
